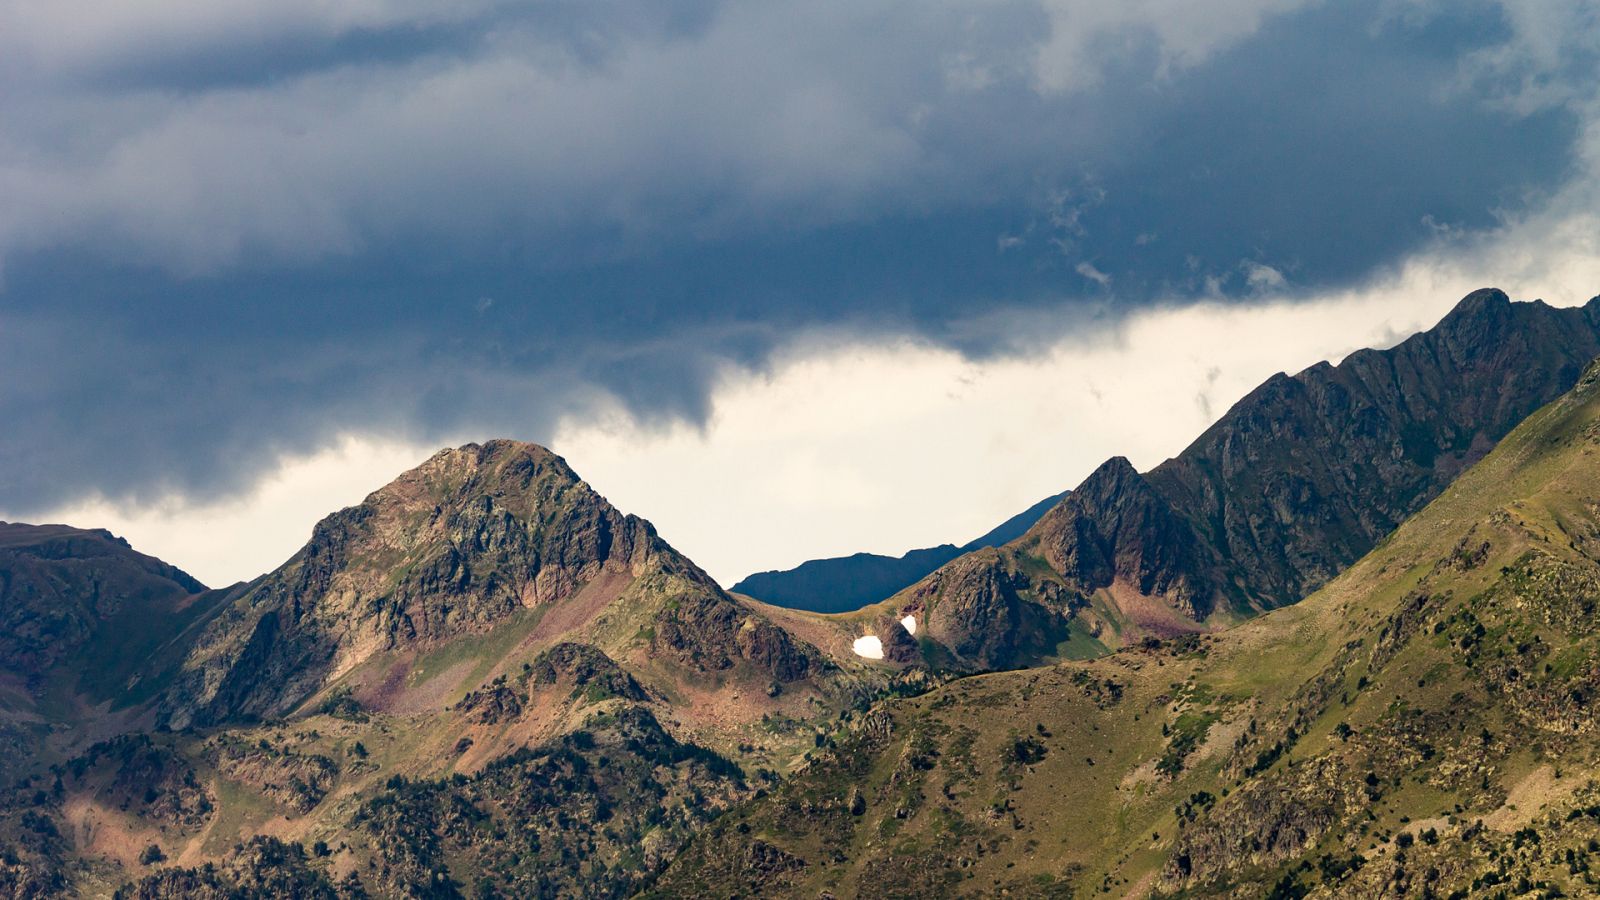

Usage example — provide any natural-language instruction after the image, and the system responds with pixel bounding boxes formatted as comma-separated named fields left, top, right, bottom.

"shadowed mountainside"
left=891, top=289, right=1600, bottom=670
left=0, top=523, right=207, bottom=680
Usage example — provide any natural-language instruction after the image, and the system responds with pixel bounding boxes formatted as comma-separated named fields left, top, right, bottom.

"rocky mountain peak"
left=895, top=289, right=1600, bottom=669
left=1028, top=454, right=1208, bottom=617
left=160, top=439, right=817, bottom=727
left=1435, top=285, right=1511, bottom=329
left=409, top=439, right=577, bottom=490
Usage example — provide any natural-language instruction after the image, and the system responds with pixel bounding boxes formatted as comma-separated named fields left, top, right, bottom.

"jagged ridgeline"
left=652, top=358, right=1600, bottom=897
left=874, top=289, right=1600, bottom=671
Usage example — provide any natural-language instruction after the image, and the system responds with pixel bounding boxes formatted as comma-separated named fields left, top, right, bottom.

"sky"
left=3, top=0, right=1600, bottom=587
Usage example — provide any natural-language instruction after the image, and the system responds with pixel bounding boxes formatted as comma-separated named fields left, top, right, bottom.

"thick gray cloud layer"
left=0, top=0, right=1595, bottom=509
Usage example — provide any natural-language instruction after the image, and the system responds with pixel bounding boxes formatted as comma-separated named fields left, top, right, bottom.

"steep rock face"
left=656, top=360, right=1600, bottom=899
left=903, top=290, right=1600, bottom=666
left=1148, top=288, right=1600, bottom=611
left=911, top=552, right=1025, bottom=667
left=161, top=440, right=818, bottom=727
left=910, top=550, right=1073, bottom=670
left=1033, top=457, right=1211, bottom=617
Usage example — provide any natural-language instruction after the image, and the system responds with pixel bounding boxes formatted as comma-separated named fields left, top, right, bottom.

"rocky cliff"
left=904, top=289, right=1600, bottom=668
left=653, top=352, right=1600, bottom=899
left=159, top=440, right=822, bottom=728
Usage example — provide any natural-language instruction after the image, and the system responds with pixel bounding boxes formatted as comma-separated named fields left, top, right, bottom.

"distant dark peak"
left=731, top=491, right=1069, bottom=613
left=960, top=490, right=1070, bottom=550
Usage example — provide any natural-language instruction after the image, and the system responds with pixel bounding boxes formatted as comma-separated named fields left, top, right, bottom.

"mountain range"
left=4, top=288, right=1600, bottom=897
left=654, top=323, right=1600, bottom=899
left=880, top=289, right=1600, bottom=670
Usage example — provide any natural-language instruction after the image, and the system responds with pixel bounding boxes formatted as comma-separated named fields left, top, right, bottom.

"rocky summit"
left=158, top=439, right=823, bottom=729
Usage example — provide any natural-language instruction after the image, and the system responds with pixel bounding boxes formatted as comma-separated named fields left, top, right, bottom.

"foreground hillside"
left=654, top=358, right=1600, bottom=898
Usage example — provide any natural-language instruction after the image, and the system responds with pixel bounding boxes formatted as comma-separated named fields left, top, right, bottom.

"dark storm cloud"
left=0, top=0, right=1592, bottom=509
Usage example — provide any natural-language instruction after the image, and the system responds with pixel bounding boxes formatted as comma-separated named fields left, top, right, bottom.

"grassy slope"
left=651, top=362, right=1600, bottom=899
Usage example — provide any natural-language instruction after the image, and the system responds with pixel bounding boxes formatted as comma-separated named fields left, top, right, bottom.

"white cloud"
left=17, top=203, right=1599, bottom=591
left=1243, top=261, right=1287, bottom=292
left=1075, top=260, right=1112, bottom=286
left=1031, top=0, right=1313, bottom=92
